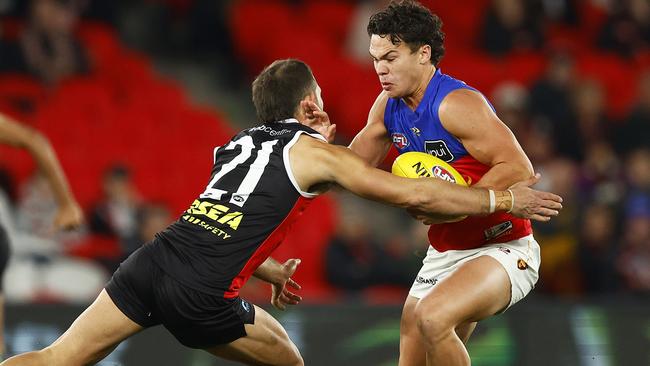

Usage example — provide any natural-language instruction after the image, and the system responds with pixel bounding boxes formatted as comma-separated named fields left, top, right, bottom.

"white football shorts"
left=409, top=234, right=541, bottom=310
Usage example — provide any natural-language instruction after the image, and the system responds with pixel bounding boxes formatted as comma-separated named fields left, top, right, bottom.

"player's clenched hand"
left=509, top=173, right=563, bottom=222
left=271, top=258, right=303, bottom=311
left=300, top=100, right=336, bottom=143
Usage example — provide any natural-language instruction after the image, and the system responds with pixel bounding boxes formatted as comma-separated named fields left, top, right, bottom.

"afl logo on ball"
left=392, top=133, right=409, bottom=149
left=432, top=166, right=457, bottom=183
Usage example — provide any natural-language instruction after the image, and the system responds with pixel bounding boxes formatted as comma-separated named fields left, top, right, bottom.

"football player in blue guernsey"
left=346, top=1, right=546, bottom=365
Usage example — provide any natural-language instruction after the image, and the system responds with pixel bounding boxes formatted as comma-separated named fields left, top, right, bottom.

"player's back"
left=149, top=119, right=325, bottom=299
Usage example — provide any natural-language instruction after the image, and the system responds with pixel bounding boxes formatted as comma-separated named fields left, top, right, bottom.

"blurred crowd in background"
left=0, top=0, right=648, bottom=305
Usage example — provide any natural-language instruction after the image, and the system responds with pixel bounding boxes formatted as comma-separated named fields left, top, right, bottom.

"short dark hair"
left=367, top=0, right=445, bottom=66
left=252, top=59, right=316, bottom=123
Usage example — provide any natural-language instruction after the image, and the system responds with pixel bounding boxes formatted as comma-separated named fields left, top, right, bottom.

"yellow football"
left=392, top=152, right=468, bottom=223
left=391, top=152, right=467, bottom=186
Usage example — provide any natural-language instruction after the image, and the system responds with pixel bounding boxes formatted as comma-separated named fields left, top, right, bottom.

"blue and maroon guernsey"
left=385, top=69, right=532, bottom=252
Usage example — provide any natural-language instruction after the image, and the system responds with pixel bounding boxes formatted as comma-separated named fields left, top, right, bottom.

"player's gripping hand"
left=271, top=258, right=303, bottom=311
left=54, top=201, right=84, bottom=231
left=509, top=173, right=563, bottom=222
left=300, top=100, right=336, bottom=143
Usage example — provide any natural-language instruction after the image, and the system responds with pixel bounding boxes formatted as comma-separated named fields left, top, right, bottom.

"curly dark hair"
left=367, top=0, right=445, bottom=66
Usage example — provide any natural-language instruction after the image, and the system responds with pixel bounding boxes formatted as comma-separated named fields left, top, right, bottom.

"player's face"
left=369, top=34, right=425, bottom=98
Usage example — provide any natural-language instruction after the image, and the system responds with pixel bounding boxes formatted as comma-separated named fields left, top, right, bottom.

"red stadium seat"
left=300, top=1, right=355, bottom=45
left=424, top=0, right=490, bottom=51
left=443, top=49, right=504, bottom=95
left=230, top=1, right=295, bottom=72
left=504, top=51, right=547, bottom=86
left=77, top=22, right=123, bottom=73
left=66, top=234, right=123, bottom=261
left=0, top=74, right=46, bottom=120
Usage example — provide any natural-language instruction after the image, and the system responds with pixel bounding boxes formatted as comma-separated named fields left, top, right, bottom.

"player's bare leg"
left=1, top=289, right=142, bottom=366
left=399, top=300, right=478, bottom=366
left=399, top=296, right=426, bottom=366
left=455, top=321, right=477, bottom=344
left=414, top=256, right=511, bottom=366
left=205, top=305, right=303, bottom=366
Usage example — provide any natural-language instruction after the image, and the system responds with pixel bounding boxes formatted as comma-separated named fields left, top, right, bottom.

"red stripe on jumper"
left=223, top=196, right=312, bottom=299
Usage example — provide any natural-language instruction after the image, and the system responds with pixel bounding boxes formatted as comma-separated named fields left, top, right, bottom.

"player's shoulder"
left=294, top=132, right=329, bottom=150
left=439, top=88, right=487, bottom=115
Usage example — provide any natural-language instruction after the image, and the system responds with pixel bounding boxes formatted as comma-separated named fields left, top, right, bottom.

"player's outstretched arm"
left=290, top=136, right=562, bottom=221
left=0, top=113, right=83, bottom=230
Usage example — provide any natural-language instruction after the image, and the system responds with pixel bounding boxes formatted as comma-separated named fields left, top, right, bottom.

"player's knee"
left=413, top=300, right=455, bottom=341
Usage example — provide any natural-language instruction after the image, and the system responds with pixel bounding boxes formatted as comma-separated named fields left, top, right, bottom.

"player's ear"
left=419, top=44, right=432, bottom=65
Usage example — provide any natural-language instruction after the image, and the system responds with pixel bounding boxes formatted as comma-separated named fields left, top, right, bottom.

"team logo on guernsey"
left=425, top=140, right=454, bottom=162
left=432, top=166, right=457, bottom=184
left=392, top=133, right=409, bottom=149
left=241, top=300, right=251, bottom=312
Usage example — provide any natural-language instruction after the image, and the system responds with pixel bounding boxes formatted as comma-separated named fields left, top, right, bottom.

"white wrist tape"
left=507, top=189, right=514, bottom=213
left=488, top=189, right=496, bottom=214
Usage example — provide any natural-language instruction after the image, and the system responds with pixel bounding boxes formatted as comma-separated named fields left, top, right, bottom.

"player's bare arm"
left=439, top=89, right=534, bottom=189
left=289, top=135, right=561, bottom=221
left=0, top=113, right=83, bottom=230
left=253, top=257, right=302, bottom=310
left=348, top=92, right=392, bottom=167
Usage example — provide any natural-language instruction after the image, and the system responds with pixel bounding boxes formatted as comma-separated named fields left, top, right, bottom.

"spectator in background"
left=578, top=142, right=623, bottom=206
left=539, top=0, right=579, bottom=26
left=122, top=202, right=171, bottom=255
left=534, top=158, right=582, bottom=295
left=577, top=203, right=621, bottom=294
left=597, top=0, right=650, bottom=58
left=616, top=208, right=650, bottom=292
left=325, top=210, right=379, bottom=291
left=528, top=51, right=581, bottom=159
left=89, top=164, right=141, bottom=268
left=0, top=0, right=89, bottom=84
left=622, top=148, right=650, bottom=219
left=491, top=81, right=529, bottom=139
left=567, top=79, right=611, bottom=160
left=325, top=203, right=417, bottom=292
left=480, top=0, right=544, bottom=56
left=615, top=71, right=650, bottom=154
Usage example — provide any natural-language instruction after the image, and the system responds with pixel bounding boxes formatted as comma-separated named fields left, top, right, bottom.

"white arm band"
left=488, top=189, right=496, bottom=214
